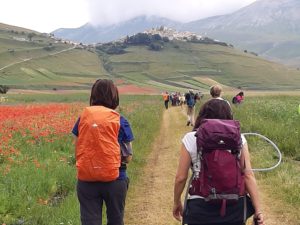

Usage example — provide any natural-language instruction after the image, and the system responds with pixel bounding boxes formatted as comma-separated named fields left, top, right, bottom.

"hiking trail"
left=124, top=106, right=289, bottom=225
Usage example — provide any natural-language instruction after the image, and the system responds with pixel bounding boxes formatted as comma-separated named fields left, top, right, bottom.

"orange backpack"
left=76, top=106, right=120, bottom=182
left=163, top=93, right=169, bottom=101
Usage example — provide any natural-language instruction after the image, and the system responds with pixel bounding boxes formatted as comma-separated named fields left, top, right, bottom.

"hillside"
left=0, top=24, right=108, bottom=90
left=95, top=32, right=300, bottom=91
left=1, top=24, right=300, bottom=92
left=52, top=0, right=300, bottom=68
left=181, top=0, right=300, bottom=67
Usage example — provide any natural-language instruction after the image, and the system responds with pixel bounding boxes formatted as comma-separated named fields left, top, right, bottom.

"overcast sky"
left=0, top=0, right=256, bottom=33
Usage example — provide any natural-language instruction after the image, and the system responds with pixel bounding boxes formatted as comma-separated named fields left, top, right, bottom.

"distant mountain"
left=181, top=0, right=300, bottom=67
left=53, top=16, right=181, bottom=44
left=52, top=0, right=300, bottom=67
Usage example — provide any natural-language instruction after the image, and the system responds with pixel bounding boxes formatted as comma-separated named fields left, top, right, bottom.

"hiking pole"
left=242, top=133, right=282, bottom=172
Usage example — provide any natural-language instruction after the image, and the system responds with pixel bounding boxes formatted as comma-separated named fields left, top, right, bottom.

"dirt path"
left=0, top=46, right=75, bottom=71
left=124, top=106, right=287, bottom=225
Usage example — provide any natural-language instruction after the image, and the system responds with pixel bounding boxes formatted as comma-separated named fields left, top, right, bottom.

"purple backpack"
left=189, top=119, right=245, bottom=216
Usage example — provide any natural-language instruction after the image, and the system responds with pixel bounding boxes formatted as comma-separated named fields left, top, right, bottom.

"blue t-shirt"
left=72, top=115, right=134, bottom=180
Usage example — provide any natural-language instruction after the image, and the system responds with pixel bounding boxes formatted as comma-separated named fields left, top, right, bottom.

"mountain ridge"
left=52, top=0, right=300, bottom=67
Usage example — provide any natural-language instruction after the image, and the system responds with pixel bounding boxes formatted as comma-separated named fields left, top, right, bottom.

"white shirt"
left=182, top=131, right=247, bottom=171
left=182, top=131, right=247, bottom=199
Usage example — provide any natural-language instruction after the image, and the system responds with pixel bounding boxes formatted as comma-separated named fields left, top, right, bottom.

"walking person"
left=232, top=92, right=245, bottom=105
left=179, top=93, right=185, bottom=108
left=72, top=79, right=134, bottom=225
left=185, top=90, right=196, bottom=126
left=173, top=99, right=265, bottom=225
left=162, top=91, right=170, bottom=109
left=210, top=84, right=232, bottom=111
left=210, top=84, right=223, bottom=99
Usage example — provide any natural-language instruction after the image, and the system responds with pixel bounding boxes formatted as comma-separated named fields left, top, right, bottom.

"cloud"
left=0, top=0, right=89, bottom=32
left=86, top=0, right=256, bottom=26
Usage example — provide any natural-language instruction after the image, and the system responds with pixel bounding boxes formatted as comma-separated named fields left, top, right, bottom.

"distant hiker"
left=72, top=79, right=134, bottom=225
left=210, top=85, right=232, bottom=110
left=179, top=93, right=185, bottom=108
left=162, top=91, right=170, bottom=109
left=210, top=84, right=223, bottom=99
left=185, top=90, right=196, bottom=126
left=232, top=91, right=245, bottom=105
left=173, top=99, right=265, bottom=225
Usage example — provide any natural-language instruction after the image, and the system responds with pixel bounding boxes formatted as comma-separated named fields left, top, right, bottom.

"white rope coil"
left=242, top=132, right=282, bottom=172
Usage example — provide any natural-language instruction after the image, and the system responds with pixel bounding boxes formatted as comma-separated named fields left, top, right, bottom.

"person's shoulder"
left=183, top=131, right=196, bottom=140
left=241, top=134, right=247, bottom=145
left=120, top=115, right=130, bottom=125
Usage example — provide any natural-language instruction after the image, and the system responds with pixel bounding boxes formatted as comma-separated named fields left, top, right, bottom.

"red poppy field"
left=0, top=95, right=163, bottom=225
left=0, top=103, right=83, bottom=175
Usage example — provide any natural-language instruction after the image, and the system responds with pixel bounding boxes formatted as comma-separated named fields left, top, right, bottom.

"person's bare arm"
left=173, top=145, right=191, bottom=221
left=123, top=142, right=133, bottom=163
left=240, top=142, right=265, bottom=225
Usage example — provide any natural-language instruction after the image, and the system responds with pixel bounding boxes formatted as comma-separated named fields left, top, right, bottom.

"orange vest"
left=163, top=93, right=169, bottom=101
left=76, top=106, right=120, bottom=182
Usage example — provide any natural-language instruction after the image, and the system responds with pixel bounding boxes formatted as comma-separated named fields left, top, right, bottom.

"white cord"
left=242, top=132, right=282, bottom=172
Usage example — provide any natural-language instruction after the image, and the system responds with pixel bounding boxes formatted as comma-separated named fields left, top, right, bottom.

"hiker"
left=173, top=99, right=264, bottom=225
left=210, top=84, right=223, bottom=99
left=210, top=85, right=231, bottom=107
left=185, top=90, right=196, bottom=126
left=233, top=92, right=244, bottom=105
left=72, top=79, right=134, bottom=225
left=162, top=91, right=170, bottom=109
left=179, top=93, right=185, bottom=108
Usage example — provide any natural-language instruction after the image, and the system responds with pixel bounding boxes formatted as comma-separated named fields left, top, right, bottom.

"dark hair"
left=193, top=99, right=233, bottom=130
left=89, top=79, right=119, bottom=109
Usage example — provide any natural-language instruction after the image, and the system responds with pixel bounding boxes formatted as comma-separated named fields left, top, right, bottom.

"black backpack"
left=232, top=96, right=238, bottom=104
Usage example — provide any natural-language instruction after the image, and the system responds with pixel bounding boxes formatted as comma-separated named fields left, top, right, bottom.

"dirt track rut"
left=125, top=106, right=287, bottom=225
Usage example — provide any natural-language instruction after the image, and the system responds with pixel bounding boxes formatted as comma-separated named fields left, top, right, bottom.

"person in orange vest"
left=72, top=79, right=134, bottom=225
left=162, top=91, right=170, bottom=109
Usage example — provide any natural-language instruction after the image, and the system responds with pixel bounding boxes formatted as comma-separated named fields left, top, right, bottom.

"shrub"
left=125, top=33, right=152, bottom=45
left=149, top=42, right=163, bottom=51
left=0, top=85, right=10, bottom=94
left=162, top=37, right=169, bottom=42
left=44, top=45, right=55, bottom=51
left=96, top=42, right=127, bottom=55
left=152, top=34, right=162, bottom=41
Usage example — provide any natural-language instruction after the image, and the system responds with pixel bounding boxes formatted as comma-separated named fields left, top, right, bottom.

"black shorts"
left=183, top=196, right=254, bottom=225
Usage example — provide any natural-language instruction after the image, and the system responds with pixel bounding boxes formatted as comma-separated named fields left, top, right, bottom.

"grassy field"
left=104, top=41, right=300, bottom=91
left=0, top=94, right=163, bottom=225
left=229, top=95, right=300, bottom=221
left=0, top=26, right=108, bottom=90
left=1, top=22, right=300, bottom=92
left=0, top=22, right=299, bottom=224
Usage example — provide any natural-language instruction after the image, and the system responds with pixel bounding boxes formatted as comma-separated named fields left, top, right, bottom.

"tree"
left=149, top=43, right=163, bottom=51
left=27, top=32, right=36, bottom=41
left=0, top=85, right=10, bottom=94
left=152, top=34, right=162, bottom=41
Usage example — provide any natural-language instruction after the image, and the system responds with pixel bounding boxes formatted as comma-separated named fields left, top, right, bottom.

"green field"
left=1, top=23, right=300, bottom=92
left=0, top=93, right=299, bottom=224
left=0, top=21, right=300, bottom=224
left=0, top=94, right=163, bottom=224
left=232, top=95, right=300, bottom=222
